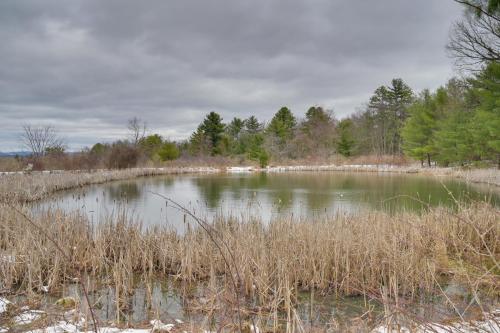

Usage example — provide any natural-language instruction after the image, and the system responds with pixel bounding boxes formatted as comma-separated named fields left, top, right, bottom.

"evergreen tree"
left=387, top=78, right=414, bottom=154
left=305, top=106, right=330, bottom=124
left=434, top=110, right=475, bottom=166
left=367, top=86, right=392, bottom=154
left=245, top=133, right=268, bottom=167
left=226, top=117, right=246, bottom=155
left=227, top=117, right=245, bottom=139
left=199, top=112, right=225, bottom=155
left=245, top=116, right=262, bottom=134
left=468, top=62, right=500, bottom=167
left=366, top=79, right=413, bottom=155
left=402, top=90, right=438, bottom=166
left=337, top=119, right=355, bottom=157
left=267, top=107, right=296, bottom=143
left=189, top=126, right=210, bottom=155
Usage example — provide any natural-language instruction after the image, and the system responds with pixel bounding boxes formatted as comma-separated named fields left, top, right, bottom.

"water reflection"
left=24, top=279, right=489, bottom=330
left=34, top=172, right=499, bottom=231
left=107, top=182, right=142, bottom=201
left=191, top=177, right=224, bottom=209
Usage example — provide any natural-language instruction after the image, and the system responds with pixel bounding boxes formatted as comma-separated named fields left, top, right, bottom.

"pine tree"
left=267, top=107, right=296, bottom=143
left=402, top=90, right=438, bottom=166
left=189, top=126, right=210, bottom=155
left=337, top=119, right=355, bottom=157
left=227, top=117, right=245, bottom=139
left=199, top=112, right=225, bottom=155
left=366, top=79, right=413, bottom=155
left=245, top=116, right=262, bottom=134
left=468, top=62, right=500, bottom=167
left=434, top=110, right=475, bottom=166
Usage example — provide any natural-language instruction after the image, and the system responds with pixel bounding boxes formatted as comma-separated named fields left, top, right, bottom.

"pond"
left=35, top=171, right=499, bottom=232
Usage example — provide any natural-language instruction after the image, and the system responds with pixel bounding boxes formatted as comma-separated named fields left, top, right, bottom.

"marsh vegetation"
left=0, top=169, right=499, bottom=332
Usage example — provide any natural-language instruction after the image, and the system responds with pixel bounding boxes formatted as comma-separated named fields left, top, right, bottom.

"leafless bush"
left=106, top=143, right=139, bottom=169
left=21, top=125, right=65, bottom=158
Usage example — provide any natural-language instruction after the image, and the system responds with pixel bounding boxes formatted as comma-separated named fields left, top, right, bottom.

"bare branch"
left=127, top=117, right=147, bottom=145
left=21, top=125, right=64, bottom=157
left=447, top=10, right=500, bottom=69
left=453, top=0, right=500, bottom=23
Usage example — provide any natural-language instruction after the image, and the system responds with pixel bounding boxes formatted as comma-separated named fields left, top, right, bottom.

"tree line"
left=181, top=61, right=498, bottom=168
left=16, top=0, right=499, bottom=169
left=18, top=61, right=499, bottom=170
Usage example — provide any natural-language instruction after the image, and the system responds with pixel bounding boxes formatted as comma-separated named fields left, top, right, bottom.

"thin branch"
left=149, top=192, right=244, bottom=332
left=453, top=0, right=500, bottom=23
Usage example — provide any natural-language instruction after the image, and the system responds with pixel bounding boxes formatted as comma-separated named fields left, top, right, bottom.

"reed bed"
left=452, top=168, right=500, bottom=187
left=0, top=202, right=498, bottom=331
left=0, top=167, right=219, bottom=203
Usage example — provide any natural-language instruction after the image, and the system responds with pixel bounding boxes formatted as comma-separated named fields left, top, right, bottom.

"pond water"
left=22, top=277, right=482, bottom=330
left=35, top=171, right=499, bottom=232
left=31, top=281, right=380, bottom=328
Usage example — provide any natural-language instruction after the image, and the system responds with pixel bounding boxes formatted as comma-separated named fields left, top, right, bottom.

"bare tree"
left=453, top=0, right=499, bottom=22
left=127, top=117, right=147, bottom=145
left=448, top=0, right=500, bottom=69
left=21, top=125, right=64, bottom=157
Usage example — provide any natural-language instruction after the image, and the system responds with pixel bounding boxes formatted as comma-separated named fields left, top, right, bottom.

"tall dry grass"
left=0, top=167, right=219, bottom=203
left=0, top=202, right=498, bottom=331
left=450, top=168, right=500, bottom=187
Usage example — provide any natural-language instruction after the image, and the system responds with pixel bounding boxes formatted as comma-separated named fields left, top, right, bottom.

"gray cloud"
left=0, top=0, right=463, bottom=150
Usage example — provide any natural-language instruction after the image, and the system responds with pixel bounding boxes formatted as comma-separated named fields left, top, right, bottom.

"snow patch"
left=227, top=166, right=254, bottom=173
left=0, top=298, right=11, bottom=314
left=150, top=319, right=174, bottom=331
left=14, top=310, right=45, bottom=324
left=0, top=254, right=15, bottom=263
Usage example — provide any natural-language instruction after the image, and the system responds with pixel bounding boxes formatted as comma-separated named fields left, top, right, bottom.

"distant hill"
left=0, top=151, right=31, bottom=157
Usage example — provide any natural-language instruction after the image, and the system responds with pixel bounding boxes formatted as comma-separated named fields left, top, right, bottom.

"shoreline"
left=0, top=164, right=498, bottom=203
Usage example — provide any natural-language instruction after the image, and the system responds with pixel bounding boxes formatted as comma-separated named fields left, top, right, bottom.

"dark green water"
left=36, top=171, right=499, bottom=232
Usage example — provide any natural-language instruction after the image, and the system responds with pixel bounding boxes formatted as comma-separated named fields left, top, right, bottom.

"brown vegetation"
left=0, top=167, right=219, bottom=203
left=0, top=202, right=498, bottom=331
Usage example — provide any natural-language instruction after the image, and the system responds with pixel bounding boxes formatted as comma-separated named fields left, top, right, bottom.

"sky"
left=0, top=0, right=464, bottom=151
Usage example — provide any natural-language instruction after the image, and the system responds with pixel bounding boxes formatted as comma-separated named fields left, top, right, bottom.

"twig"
left=150, top=192, right=244, bottom=333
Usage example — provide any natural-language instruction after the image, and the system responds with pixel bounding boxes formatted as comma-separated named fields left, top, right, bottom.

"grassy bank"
left=0, top=202, right=498, bottom=331
left=0, top=167, right=218, bottom=203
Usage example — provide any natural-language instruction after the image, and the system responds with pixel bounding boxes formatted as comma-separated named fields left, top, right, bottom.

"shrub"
left=107, top=143, right=139, bottom=169
left=259, top=150, right=269, bottom=168
left=157, top=142, right=180, bottom=161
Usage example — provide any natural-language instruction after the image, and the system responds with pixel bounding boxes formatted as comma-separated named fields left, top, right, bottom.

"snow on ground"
left=28, top=324, right=153, bottom=333
left=0, top=298, right=11, bottom=314
left=13, top=310, right=45, bottom=325
left=227, top=166, right=254, bottom=173
left=20, top=316, right=179, bottom=333
left=12, top=318, right=500, bottom=333
left=150, top=319, right=174, bottom=332
left=27, top=322, right=179, bottom=333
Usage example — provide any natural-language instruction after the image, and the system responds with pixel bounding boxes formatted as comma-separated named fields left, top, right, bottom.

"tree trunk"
left=427, top=154, right=431, bottom=167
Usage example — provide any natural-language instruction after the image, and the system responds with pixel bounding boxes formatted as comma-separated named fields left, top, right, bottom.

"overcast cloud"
left=0, top=0, right=463, bottom=151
